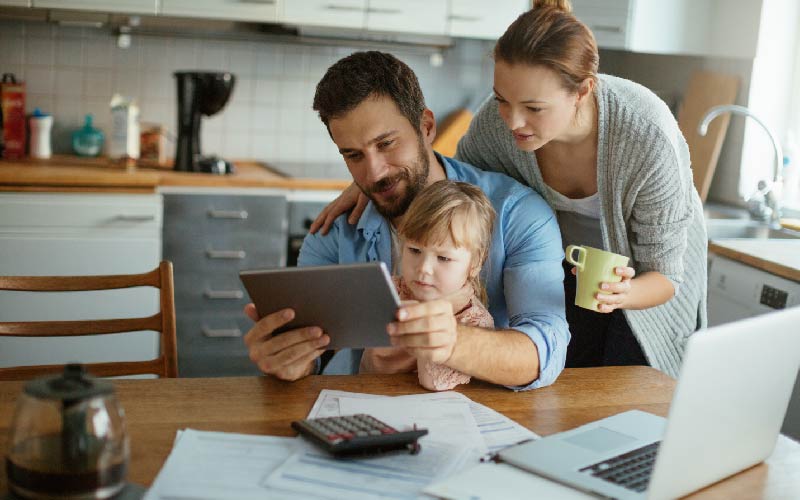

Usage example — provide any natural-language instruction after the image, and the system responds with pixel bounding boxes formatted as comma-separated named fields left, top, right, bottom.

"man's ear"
left=420, top=109, right=437, bottom=145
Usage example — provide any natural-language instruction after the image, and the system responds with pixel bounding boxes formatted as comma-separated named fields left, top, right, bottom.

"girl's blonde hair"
left=398, top=180, right=496, bottom=304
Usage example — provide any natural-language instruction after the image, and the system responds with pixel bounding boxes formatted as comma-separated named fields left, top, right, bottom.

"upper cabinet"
left=365, top=0, right=447, bottom=36
left=571, top=0, right=762, bottom=59
left=1, top=1, right=32, bottom=7
left=447, top=0, right=528, bottom=40
left=31, top=0, right=158, bottom=15
left=281, top=0, right=365, bottom=30
left=161, top=0, right=279, bottom=23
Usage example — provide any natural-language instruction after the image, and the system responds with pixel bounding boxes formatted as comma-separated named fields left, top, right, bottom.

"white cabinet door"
left=571, top=0, right=631, bottom=50
left=32, top=0, right=158, bottom=15
left=0, top=1, right=31, bottom=7
left=281, top=0, right=365, bottom=29
left=0, top=193, right=162, bottom=373
left=447, top=0, right=528, bottom=40
left=161, top=0, right=278, bottom=22
left=365, top=0, right=447, bottom=36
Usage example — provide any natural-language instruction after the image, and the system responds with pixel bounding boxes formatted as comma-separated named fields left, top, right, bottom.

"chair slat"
left=0, top=267, right=160, bottom=292
left=0, top=357, right=166, bottom=381
left=0, top=314, right=162, bottom=337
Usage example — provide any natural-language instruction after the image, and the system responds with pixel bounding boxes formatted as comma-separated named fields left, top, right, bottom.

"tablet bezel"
left=239, top=262, right=401, bottom=349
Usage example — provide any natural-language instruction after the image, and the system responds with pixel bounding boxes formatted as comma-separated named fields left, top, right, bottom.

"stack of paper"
left=144, top=390, right=539, bottom=500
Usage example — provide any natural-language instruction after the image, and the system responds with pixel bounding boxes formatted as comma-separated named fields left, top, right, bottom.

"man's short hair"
left=313, top=51, right=426, bottom=135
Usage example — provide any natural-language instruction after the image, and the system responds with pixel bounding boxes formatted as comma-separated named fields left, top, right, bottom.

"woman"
left=311, top=0, right=707, bottom=378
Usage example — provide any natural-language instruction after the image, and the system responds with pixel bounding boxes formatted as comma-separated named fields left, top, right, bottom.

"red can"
left=1, top=73, right=26, bottom=159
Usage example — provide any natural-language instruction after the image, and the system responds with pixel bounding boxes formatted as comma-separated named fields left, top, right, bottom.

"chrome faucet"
left=698, top=104, right=784, bottom=227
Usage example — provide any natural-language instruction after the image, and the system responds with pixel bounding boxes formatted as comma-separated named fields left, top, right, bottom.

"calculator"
left=291, top=414, right=428, bottom=457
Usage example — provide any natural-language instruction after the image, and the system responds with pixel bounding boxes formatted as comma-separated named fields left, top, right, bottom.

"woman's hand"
left=309, top=183, right=369, bottom=235
left=592, top=266, right=636, bottom=313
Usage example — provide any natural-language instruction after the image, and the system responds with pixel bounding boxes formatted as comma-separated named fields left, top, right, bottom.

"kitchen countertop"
left=709, top=239, right=800, bottom=282
left=0, top=156, right=351, bottom=192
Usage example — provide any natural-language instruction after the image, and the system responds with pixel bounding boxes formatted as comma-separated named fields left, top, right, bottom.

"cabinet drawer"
left=165, top=230, right=286, bottom=274
left=163, top=193, right=286, bottom=237
left=172, top=272, right=250, bottom=313
left=176, top=312, right=262, bottom=377
left=0, top=193, right=162, bottom=233
left=161, top=0, right=277, bottom=22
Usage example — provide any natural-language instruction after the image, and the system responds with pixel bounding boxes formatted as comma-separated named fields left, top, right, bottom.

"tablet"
left=239, top=262, right=401, bottom=349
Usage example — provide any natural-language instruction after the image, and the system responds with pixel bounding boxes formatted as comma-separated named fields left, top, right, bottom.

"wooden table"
left=1, top=367, right=798, bottom=499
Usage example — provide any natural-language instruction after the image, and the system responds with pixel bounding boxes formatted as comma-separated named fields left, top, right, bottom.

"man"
left=244, top=51, right=568, bottom=390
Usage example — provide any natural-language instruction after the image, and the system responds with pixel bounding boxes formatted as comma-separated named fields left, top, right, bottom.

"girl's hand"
left=594, top=266, right=636, bottom=313
left=309, top=183, right=369, bottom=235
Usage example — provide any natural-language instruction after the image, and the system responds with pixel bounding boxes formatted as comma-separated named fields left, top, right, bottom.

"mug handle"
left=565, top=245, right=586, bottom=271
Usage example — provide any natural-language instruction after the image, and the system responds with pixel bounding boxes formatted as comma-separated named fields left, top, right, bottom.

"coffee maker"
left=173, top=71, right=236, bottom=174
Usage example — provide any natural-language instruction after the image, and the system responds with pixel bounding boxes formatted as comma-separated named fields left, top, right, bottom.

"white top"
left=543, top=184, right=601, bottom=218
left=544, top=184, right=604, bottom=250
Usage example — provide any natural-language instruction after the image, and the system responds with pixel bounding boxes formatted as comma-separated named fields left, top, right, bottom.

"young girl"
left=359, top=180, right=496, bottom=391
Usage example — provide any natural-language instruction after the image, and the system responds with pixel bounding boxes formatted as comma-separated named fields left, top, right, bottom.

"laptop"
left=498, top=306, right=800, bottom=500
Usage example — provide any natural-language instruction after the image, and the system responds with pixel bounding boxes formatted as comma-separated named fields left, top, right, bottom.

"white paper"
left=423, top=462, right=596, bottom=500
left=144, top=429, right=325, bottom=500
left=265, top=438, right=471, bottom=500
left=309, top=389, right=537, bottom=455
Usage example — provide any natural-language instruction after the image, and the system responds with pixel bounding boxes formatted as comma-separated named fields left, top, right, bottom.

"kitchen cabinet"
left=447, top=0, right=528, bottom=40
left=162, top=190, right=287, bottom=377
left=281, top=0, right=365, bottom=30
left=160, top=0, right=279, bottom=23
left=0, top=193, right=163, bottom=372
left=571, top=0, right=761, bottom=58
left=365, top=0, right=447, bottom=36
left=31, top=0, right=158, bottom=15
left=0, top=1, right=31, bottom=7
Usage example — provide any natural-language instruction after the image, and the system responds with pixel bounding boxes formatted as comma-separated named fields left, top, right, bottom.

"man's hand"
left=387, top=300, right=458, bottom=364
left=243, top=303, right=330, bottom=381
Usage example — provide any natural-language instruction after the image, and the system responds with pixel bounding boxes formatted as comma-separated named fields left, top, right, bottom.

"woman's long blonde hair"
left=398, top=180, right=496, bottom=304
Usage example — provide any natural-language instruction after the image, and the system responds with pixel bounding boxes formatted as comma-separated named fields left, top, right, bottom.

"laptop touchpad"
left=565, top=427, right=638, bottom=453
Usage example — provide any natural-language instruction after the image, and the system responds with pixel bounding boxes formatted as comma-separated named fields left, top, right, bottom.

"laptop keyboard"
left=579, top=441, right=660, bottom=493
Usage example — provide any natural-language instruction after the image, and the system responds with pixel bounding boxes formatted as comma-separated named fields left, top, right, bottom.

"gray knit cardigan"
left=456, top=74, right=707, bottom=378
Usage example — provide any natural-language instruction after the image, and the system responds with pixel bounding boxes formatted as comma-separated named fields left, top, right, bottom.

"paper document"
left=264, top=438, right=471, bottom=500
left=423, top=462, right=595, bottom=500
left=143, top=429, right=326, bottom=500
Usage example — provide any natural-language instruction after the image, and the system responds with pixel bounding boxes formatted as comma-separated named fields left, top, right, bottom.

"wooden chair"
left=0, top=261, right=178, bottom=380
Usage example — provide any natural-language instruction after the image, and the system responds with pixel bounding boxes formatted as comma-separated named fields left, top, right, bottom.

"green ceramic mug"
left=565, top=245, right=630, bottom=311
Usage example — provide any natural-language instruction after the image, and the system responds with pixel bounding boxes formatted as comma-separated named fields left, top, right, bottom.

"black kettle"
left=5, top=364, right=130, bottom=500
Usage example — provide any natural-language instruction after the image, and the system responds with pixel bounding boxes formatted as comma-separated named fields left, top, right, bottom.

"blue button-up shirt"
left=299, top=153, right=569, bottom=390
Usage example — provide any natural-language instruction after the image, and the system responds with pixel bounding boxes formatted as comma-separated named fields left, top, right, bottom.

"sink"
left=706, top=220, right=800, bottom=240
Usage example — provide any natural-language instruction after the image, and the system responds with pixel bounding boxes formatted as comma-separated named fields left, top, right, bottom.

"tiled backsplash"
left=0, top=20, right=494, bottom=178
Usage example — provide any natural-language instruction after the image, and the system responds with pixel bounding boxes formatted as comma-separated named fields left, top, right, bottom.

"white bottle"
left=29, top=108, right=53, bottom=159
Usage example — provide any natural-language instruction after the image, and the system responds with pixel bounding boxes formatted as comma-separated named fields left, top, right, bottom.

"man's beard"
left=360, top=137, right=429, bottom=219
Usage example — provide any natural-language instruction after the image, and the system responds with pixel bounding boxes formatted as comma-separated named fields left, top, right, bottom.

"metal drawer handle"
left=366, top=7, right=402, bottom=14
left=448, top=15, right=480, bottom=22
left=114, top=214, right=156, bottom=221
left=208, top=209, right=249, bottom=220
left=235, top=0, right=275, bottom=4
left=591, top=25, right=623, bottom=33
left=202, top=326, right=243, bottom=338
left=204, top=289, right=244, bottom=300
left=206, top=249, right=246, bottom=259
left=325, top=4, right=365, bottom=12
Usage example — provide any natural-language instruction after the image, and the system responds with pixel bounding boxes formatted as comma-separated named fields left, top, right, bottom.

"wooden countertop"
left=0, top=156, right=350, bottom=192
left=1, top=368, right=798, bottom=499
left=709, top=239, right=800, bottom=282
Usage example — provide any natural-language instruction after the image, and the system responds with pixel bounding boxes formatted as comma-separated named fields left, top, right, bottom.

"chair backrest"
left=0, top=261, right=178, bottom=380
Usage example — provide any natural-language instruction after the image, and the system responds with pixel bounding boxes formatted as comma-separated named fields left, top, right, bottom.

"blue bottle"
left=72, top=114, right=104, bottom=157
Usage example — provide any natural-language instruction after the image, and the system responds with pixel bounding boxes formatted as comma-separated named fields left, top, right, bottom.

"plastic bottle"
left=72, top=114, right=105, bottom=157
left=28, top=108, right=52, bottom=159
